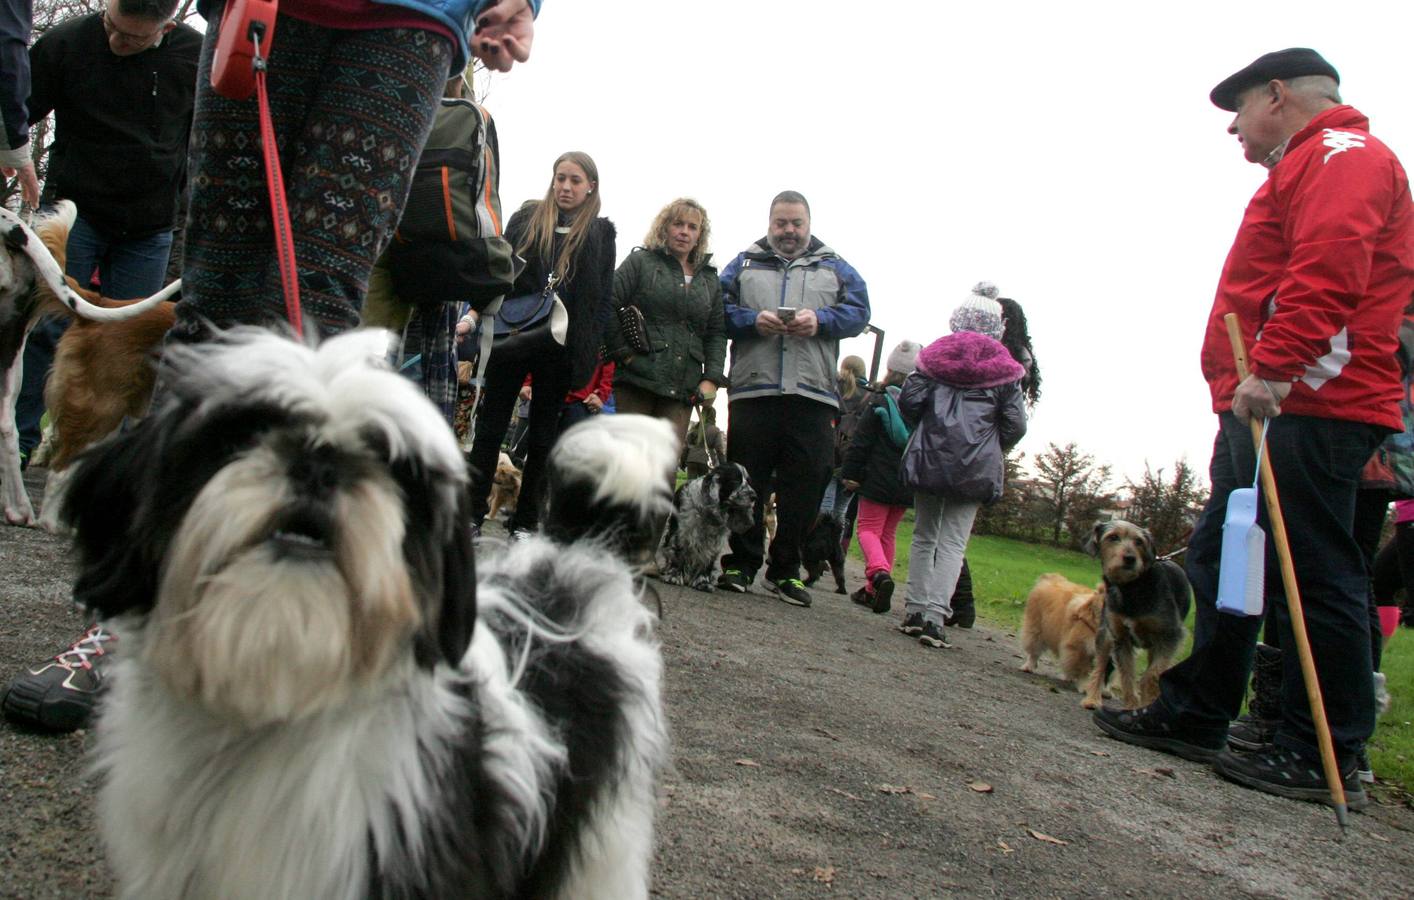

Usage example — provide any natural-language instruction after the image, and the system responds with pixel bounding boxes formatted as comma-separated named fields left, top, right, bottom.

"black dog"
left=801, top=513, right=847, bottom=594
left=657, top=463, right=756, bottom=592
left=1081, top=520, right=1192, bottom=709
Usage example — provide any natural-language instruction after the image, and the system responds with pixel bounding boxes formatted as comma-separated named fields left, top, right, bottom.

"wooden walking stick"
left=1224, top=313, right=1348, bottom=831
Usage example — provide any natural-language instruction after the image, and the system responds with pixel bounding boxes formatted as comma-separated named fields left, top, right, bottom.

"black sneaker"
left=898, top=612, right=925, bottom=636
left=2, top=625, right=115, bottom=733
left=1213, top=746, right=1367, bottom=811
left=1092, top=702, right=1225, bottom=763
left=918, top=620, right=951, bottom=648
left=717, top=568, right=750, bottom=593
left=869, top=572, right=894, bottom=615
left=944, top=608, right=976, bottom=629
left=1227, top=713, right=1279, bottom=752
left=771, top=578, right=812, bottom=607
left=850, top=585, right=871, bottom=607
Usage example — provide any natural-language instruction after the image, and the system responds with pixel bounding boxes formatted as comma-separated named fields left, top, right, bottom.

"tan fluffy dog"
left=1019, top=574, right=1103, bottom=691
left=486, top=451, right=522, bottom=522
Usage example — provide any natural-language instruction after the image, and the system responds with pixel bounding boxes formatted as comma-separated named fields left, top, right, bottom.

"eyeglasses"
left=102, top=9, right=171, bottom=47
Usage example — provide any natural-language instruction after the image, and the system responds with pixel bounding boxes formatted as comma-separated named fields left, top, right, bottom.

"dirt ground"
left=2, top=466, right=1413, bottom=899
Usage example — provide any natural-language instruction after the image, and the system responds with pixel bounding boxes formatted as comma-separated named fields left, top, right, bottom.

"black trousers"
left=1159, top=413, right=1381, bottom=765
left=467, top=333, right=570, bottom=531
left=722, top=395, right=835, bottom=582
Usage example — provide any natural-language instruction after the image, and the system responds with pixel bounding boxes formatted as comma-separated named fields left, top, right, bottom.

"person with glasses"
left=1, top=0, right=200, bottom=736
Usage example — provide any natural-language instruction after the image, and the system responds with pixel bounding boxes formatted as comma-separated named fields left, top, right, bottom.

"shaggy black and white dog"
left=60, top=328, right=674, bottom=899
left=656, top=463, right=756, bottom=592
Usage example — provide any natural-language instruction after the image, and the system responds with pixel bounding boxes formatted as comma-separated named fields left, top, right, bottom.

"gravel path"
left=2, top=467, right=1412, bottom=898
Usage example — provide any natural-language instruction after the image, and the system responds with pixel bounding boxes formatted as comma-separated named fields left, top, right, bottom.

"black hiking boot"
left=1228, top=643, right=1281, bottom=752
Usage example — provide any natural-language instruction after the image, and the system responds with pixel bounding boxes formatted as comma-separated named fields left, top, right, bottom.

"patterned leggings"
left=171, top=11, right=453, bottom=343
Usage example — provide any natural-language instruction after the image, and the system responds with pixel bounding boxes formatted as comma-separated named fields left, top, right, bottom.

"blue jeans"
left=15, top=215, right=173, bottom=457
left=819, top=475, right=854, bottom=523
left=1159, top=412, right=1382, bottom=765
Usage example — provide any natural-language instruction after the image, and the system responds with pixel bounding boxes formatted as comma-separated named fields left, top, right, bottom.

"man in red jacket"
left=1094, top=48, right=1414, bottom=811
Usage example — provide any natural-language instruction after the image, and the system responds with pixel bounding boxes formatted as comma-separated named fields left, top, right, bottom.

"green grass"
left=855, top=516, right=1414, bottom=794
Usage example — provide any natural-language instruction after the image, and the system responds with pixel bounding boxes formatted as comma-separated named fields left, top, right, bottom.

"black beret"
left=1209, top=48, right=1339, bottom=111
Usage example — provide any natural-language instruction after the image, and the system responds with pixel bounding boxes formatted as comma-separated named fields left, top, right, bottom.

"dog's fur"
left=487, top=450, right=522, bottom=522
left=1019, top=573, right=1104, bottom=690
left=801, top=512, right=847, bottom=594
left=657, top=463, right=756, bottom=591
left=60, top=328, right=674, bottom=899
left=0, top=202, right=177, bottom=529
left=1080, top=520, right=1192, bottom=710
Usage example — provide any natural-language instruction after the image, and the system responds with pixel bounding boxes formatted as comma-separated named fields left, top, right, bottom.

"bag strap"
left=464, top=296, right=501, bottom=450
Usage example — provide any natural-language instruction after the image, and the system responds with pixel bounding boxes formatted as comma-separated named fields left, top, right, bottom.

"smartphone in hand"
left=776, top=306, right=797, bottom=324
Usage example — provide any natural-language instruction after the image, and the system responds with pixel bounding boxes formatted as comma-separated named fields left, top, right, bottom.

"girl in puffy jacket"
left=897, top=283, right=1027, bottom=648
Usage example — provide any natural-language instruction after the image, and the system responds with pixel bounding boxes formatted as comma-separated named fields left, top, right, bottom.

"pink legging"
left=856, top=497, right=909, bottom=581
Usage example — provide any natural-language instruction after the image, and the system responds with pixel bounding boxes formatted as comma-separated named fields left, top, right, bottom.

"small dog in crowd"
left=801, top=512, right=847, bottom=594
left=1019, top=573, right=1104, bottom=691
left=1081, top=520, right=1192, bottom=710
left=486, top=450, right=523, bottom=522
left=59, top=329, right=673, bottom=899
left=0, top=201, right=177, bottom=529
left=657, top=463, right=756, bottom=591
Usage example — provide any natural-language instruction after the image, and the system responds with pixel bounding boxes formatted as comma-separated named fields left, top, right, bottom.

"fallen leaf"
left=826, top=787, right=863, bottom=801
left=968, top=781, right=994, bottom=794
left=1090, top=750, right=1111, bottom=757
left=813, top=726, right=843, bottom=742
left=813, top=866, right=835, bottom=884
left=1134, top=766, right=1176, bottom=779
left=734, top=758, right=760, bottom=768
left=917, top=791, right=938, bottom=800
left=877, top=784, right=913, bottom=795
left=1368, top=831, right=1391, bottom=844
left=997, top=841, right=1015, bottom=855
left=1027, top=829, right=1069, bottom=846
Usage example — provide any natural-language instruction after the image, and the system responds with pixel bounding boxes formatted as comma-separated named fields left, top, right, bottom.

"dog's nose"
left=1122, top=553, right=1137, bottom=567
left=289, top=449, right=341, bottom=499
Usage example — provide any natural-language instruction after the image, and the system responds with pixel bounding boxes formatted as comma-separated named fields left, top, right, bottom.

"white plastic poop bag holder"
left=1217, top=419, right=1269, bottom=616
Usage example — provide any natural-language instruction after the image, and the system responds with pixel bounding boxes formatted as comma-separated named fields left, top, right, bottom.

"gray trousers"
left=904, top=492, right=980, bottom=626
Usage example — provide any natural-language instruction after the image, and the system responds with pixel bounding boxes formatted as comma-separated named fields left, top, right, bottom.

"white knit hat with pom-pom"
left=950, top=281, right=1004, bottom=339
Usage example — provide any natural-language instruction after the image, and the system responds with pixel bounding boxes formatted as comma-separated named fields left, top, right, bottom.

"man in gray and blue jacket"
left=717, top=190, right=870, bottom=605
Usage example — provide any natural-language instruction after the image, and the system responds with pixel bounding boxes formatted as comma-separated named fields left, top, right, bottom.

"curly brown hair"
left=643, top=198, right=711, bottom=269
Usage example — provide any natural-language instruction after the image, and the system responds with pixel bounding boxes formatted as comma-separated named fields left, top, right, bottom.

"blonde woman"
left=467, top=151, right=616, bottom=537
left=607, top=198, right=726, bottom=447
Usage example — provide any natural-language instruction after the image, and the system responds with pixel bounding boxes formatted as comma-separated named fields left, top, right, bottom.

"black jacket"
left=841, top=390, right=913, bottom=508
left=29, top=13, right=201, bottom=237
left=505, top=206, right=616, bottom=391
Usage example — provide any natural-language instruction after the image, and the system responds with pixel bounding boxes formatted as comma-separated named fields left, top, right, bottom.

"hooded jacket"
left=841, top=386, right=914, bottom=508
left=1200, top=105, right=1414, bottom=431
left=898, top=332, right=1027, bottom=503
left=720, top=235, right=870, bottom=409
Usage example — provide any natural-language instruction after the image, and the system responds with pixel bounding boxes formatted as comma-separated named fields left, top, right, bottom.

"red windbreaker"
left=1200, top=105, right=1414, bottom=430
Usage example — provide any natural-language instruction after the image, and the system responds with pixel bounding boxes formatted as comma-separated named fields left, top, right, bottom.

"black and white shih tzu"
left=656, top=463, right=756, bottom=591
left=60, top=328, right=675, bottom=899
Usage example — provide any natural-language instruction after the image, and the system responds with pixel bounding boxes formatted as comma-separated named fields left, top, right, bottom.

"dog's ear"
left=62, top=420, right=170, bottom=618
left=434, top=496, right=478, bottom=666
left=1084, top=521, right=1108, bottom=557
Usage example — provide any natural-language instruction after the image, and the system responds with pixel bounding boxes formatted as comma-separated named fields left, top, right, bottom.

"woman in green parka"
left=608, top=198, right=727, bottom=448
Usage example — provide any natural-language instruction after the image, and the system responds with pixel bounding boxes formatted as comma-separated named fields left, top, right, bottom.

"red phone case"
left=210, top=0, right=280, bottom=100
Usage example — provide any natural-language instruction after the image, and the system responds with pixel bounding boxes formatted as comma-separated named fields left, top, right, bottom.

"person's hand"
left=584, top=394, right=604, bottom=413
left=473, top=0, right=535, bottom=72
left=3, top=162, right=39, bottom=207
left=1231, top=374, right=1290, bottom=424
left=454, top=310, right=478, bottom=343
left=755, top=310, right=787, bottom=336
left=842, top=479, right=861, bottom=492
left=519, top=384, right=532, bottom=402
left=786, top=307, right=819, bottom=337
left=697, top=380, right=716, bottom=402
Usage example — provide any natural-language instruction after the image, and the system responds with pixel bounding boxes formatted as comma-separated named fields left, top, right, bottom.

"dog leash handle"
left=251, top=27, right=302, bottom=334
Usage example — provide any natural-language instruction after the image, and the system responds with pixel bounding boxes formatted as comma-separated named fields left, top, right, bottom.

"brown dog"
left=1020, top=574, right=1104, bottom=691
left=0, top=202, right=177, bottom=529
left=1080, top=520, right=1192, bottom=710
left=486, top=451, right=522, bottom=522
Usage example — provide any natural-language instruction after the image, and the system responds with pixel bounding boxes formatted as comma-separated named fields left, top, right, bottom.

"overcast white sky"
left=477, top=0, right=1414, bottom=489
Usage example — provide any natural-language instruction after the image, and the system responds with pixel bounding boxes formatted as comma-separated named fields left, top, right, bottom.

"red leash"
left=211, top=0, right=302, bottom=333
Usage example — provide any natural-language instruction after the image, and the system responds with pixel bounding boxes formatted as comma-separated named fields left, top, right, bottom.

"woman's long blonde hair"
left=516, top=151, right=602, bottom=284
left=643, top=198, right=711, bottom=269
